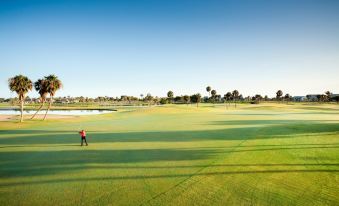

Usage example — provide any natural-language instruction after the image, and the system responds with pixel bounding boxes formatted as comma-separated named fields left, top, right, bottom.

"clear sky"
left=1, top=0, right=338, bottom=98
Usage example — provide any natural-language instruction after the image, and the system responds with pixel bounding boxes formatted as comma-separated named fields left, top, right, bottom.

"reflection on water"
left=0, top=109, right=115, bottom=115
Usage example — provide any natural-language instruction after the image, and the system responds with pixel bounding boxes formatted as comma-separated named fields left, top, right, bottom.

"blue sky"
left=1, top=0, right=338, bottom=98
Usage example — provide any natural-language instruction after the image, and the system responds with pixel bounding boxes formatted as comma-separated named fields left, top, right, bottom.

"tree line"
left=5, top=75, right=338, bottom=123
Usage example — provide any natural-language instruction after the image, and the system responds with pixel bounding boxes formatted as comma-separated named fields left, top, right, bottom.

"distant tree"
left=183, top=95, right=190, bottom=105
left=79, top=96, right=85, bottom=103
left=144, top=93, right=153, bottom=106
left=206, top=86, right=211, bottom=97
left=322, top=94, right=327, bottom=102
left=209, top=89, right=216, bottom=103
left=174, top=96, right=182, bottom=103
left=225, top=92, right=232, bottom=107
left=167, top=91, right=174, bottom=103
left=31, top=78, right=48, bottom=119
left=264, top=95, right=268, bottom=101
left=276, top=90, right=283, bottom=102
left=153, top=96, right=160, bottom=105
left=223, top=94, right=228, bottom=109
left=127, top=96, right=131, bottom=104
left=317, top=94, right=327, bottom=103
left=316, top=95, right=321, bottom=102
left=159, top=97, right=168, bottom=105
left=306, top=95, right=311, bottom=102
left=196, top=93, right=201, bottom=107
left=284, top=94, right=291, bottom=104
left=255, top=94, right=263, bottom=102
left=325, top=91, right=332, bottom=102
left=211, top=90, right=217, bottom=96
left=140, top=94, right=144, bottom=101
left=232, top=90, right=239, bottom=107
left=191, top=93, right=202, bottom=107
left=8, top=75, right=33, bottom=122
left=43, top=75, right=63, bottom=120
left=215, top=94, right=221, bottom=102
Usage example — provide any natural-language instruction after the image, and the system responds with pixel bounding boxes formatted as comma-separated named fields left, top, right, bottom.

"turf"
left=0, top=103, right=338, bottom=205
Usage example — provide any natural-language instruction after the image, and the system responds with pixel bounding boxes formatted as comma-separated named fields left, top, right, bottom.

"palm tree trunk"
left=20, top=99, right=24, bottom=122
left=31, top=99, right=45, bottom=119
left=43, top=96, right=53, bottom=120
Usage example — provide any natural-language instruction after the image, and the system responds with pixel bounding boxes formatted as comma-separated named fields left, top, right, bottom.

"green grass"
left=0, top=103, right=338, bottom=205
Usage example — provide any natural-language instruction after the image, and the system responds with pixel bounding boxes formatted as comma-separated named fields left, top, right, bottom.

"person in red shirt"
left=79, top=130, right=88, bottom=146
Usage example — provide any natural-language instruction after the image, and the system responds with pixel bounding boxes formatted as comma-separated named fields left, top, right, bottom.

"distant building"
left=292, top=96, right=307, bottom=102
left=54, top=98, right=70, bottom=104
left=305, top=94, right=321, bottom=101
left=330, top=94, right=339, bottom=102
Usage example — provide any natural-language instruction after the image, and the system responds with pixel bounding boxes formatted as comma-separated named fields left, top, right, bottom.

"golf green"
left=0, top=103, right=338, bottom=205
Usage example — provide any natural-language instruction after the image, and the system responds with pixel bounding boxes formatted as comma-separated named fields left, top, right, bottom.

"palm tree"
left=223, top=93, right=231, bottom=109
left=167, top=91, right=174, bottom=103
left=191, top=93, right=201, bottom=107
left=196, top=93, right=201, bottom=107
left=225, top=92, right=232, bottom=107
left=206, top=86, right=211, bottom=97
left=276, top=90, right=283, bottom=103
left=223, top=94, right=228, bottom=108
left=211, top=90, right=217, bottom=104
left=43, top=75, right=63, bottom=120
left=8, top=75, right=32, bottom=122
left=232, top=90, right=239, bottom=108
left=31, top=79, right=48, bottom=119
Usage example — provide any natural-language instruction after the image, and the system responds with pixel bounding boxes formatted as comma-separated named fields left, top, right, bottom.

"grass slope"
left=0, top=103, right=338, bottom=205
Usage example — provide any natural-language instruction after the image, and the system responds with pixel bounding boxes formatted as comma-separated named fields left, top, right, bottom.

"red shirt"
left=80, top=131, right=86, bottom=137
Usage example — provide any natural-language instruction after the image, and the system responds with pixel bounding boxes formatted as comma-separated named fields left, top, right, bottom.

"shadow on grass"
left=1, top=144, right=338, bottom=178
left=1, top=169, right=338, bottom=187
left=0, top=121, right=338, bottom=145
left=0, top=120, right=338, bottom=184
left=0, top=148, right=218, bottom=178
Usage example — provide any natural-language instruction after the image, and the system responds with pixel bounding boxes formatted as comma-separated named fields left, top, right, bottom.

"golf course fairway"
left=0, top=103, right=338, bottom=205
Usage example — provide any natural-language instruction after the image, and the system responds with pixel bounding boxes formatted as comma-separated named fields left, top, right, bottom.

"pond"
left=0, top=109, right=116, bottom=115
